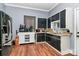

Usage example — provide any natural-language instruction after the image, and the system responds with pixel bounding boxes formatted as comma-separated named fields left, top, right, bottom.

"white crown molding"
left=49, top=3, right=59, bottom=11
left=4, top=3, right=49, bottom=12
left=4, top=3, right=59, bottom=12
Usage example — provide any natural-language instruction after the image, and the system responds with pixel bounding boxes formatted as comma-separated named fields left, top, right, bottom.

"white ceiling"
left=5, top=3, right=58, bottom=12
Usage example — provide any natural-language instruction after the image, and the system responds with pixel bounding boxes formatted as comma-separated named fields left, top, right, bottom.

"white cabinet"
left=60, top=35, right=70, bottom=54
left=30, top=33, right=35, bottom=42
left=18, top=32, right=35, bottom=44
left=18, top=33, right=25, bottom=44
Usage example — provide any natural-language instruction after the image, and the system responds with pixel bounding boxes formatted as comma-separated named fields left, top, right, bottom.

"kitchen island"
left=18, top=32, right=35, bottom=44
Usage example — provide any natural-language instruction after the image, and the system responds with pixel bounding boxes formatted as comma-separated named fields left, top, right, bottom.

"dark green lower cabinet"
left=46, top=34, right=51, bottom=44
left=37, top=33, right=41, bottom=42
left=46, top=34, right=61, bottom=51
left=37, top=33, right=61, bottom=51
left=51, top=38, right=61, bottom=51
left=37, top=33, right=45, bottom=42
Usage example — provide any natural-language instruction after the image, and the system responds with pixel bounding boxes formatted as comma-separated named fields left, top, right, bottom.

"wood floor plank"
left=10, top=43, right=62, bottom=56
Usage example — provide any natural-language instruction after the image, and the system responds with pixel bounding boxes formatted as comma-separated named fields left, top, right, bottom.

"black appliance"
left=0, top=11, right=12, bottom=56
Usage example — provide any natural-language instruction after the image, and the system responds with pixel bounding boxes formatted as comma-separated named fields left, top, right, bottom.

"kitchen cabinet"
left=46, top=34, right=61, bottom=51
left=60, top=8, right=73, bottom=33
left=46, top=34, right=52, bottom=45
left=46, top=33, right=70, bottom=53
left=48, top=17, right=52, bottom=28
left=60, top=10, right=66, bottom=28
left=52, top=13, right=59, bottom=21
left=51, top=35, right=61, bottom=51
left=37, top=33, right=45, bottom=42
left=49, top=8, right=73, bottom=33
left=18, top=32, right=35, bottom=44
left=38, top=18, right=46, bottom=28
left=48, top=13, right=59, bottom=28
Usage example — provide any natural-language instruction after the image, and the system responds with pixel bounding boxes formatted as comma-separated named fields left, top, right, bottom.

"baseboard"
left=61, top=49, right=73, bottom=55
left=20, top=42, right=35, bottom=45
left=36, top=41, right=46, bottom=44
left=3, top=45, right=11, bottom=47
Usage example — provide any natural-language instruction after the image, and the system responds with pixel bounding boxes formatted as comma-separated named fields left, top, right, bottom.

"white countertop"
left=18, top=32, right=71, bottom=36
left=46, top=32, right=71, bottom=36
left=18, top=32, right=35, bottom=35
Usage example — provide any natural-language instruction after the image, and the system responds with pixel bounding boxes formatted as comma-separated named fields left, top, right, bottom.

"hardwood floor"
left=10, top=43, right=62, bottom=56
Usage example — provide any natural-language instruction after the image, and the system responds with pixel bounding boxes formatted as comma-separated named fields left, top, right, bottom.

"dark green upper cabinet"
left=47, top=13, right=59, bottom=28
left=48, top=17, right=52, bottom=28
left=52, top=13, right=59, bottom=21
left=60, top=10, right=66, bottom=28
left=38, top=18, right=46, bottom=28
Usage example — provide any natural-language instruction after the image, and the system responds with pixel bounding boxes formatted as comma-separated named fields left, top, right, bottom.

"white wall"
left=0, top=3, right=5, bottom=11
left=5, top=6, right=49, bottom=40
left=0, top=4, right=3, bottom=10
left=49, top=3, right=79, bottom=53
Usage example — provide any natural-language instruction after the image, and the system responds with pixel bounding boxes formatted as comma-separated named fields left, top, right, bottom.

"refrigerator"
left=0, top=11, right=12, bottom=56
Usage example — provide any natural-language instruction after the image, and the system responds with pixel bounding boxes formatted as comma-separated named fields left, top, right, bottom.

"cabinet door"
left=18, top=34, right=25, bottom=44
left=60, top=10, right=66, bottom=28
left=38, top=18, right=46, bottom=28
left=41, top=33, right=45, bottom=42
left=30, top=33, right=35, bottom=42
left=51, top=36, right=61, bottom=51
left=46, top=34, right=49, bottom=42
left=46, top=34, right=51, bottom=44
left=37, top=33, right=45, bottom=42
left=56, top=40, right=61, bottom=51
left=47, top=35, right=61, bottom=51
left=55, top=13, right=59, bottom=20
left=52, top=13, right=59, bottom=21
left=48, top=18, right=51, bottom=28
left=52, top=16, right=55, bottom=21
left=51, top=38, right=60, bottom=51
left=37, top=33, right=42, bottom=42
